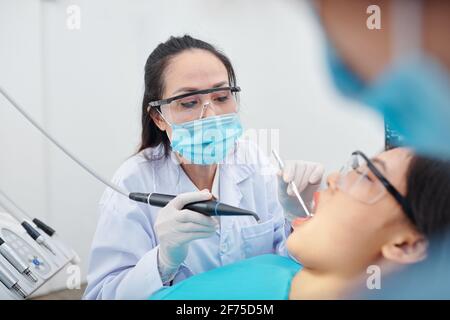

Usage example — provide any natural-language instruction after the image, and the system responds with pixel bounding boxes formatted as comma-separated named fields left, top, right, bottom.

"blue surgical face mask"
left=168, top=113, right=243, bottom=165
left=327, top=47, right=450, bottom=156
left=325, top=1, right=450, bottom=157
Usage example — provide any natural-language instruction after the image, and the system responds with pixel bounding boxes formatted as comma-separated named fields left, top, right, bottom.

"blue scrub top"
left=150, top=254, right=302, bottom=300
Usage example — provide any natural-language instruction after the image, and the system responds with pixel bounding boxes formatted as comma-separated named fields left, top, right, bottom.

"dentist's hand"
left=155, top=190, right=217, bottom=283
left=277, top=160, right=324, bottom=222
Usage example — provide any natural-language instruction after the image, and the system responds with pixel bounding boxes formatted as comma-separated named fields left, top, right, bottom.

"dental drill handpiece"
left=0, top=188, right=80, bottom=263
left=0, top=262, right=27, bottom=298
left=0, top=237, right=38, bottom=282
left=0, top=198, right=56, bottom=256
left=0, top=187, right=56, bottom=238
left=20, top=221, right=56, bottom=256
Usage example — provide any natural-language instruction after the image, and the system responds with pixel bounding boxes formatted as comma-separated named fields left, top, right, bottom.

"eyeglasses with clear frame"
left=147, top=86, right=241, bottom=125
left=336, top=150, right=415, bottom=223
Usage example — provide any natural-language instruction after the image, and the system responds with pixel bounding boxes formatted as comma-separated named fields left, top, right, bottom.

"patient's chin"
left=288, top=251, right=302, bottom=264
left=286, top=237, right=304, bottom=262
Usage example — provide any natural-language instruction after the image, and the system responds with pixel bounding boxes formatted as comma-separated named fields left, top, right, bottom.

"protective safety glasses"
left=147, top=86, right=241, bottom=125
left=337, top=151, right=415, bottom=223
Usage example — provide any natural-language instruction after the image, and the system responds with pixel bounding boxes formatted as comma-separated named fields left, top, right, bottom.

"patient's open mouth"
left=291, top=192, right=320, bottom=228
left=291, top=217, right=310, bottom=228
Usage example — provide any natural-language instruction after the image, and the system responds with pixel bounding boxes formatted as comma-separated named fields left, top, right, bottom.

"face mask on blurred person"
left=325, top=0, right=450, bottom=157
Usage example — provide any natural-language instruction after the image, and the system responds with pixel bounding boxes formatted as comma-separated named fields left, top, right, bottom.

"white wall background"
left=0, top=0, right=384, bottom=295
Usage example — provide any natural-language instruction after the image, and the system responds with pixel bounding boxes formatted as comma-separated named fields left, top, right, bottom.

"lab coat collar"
left=168, top=140, right=256, bottom=198
left=222, top=139, right=258, bottom=184
left=172, top=159, right=254, bottom=202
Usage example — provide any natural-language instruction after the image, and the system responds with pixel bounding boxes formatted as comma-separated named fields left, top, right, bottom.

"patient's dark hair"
left=406, top=155, right=450, bottom=240
left=138, top=35, right=237, bottom=157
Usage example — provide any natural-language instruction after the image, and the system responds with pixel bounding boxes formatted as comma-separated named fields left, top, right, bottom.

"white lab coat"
left=83, top=140, right=289, bottom=299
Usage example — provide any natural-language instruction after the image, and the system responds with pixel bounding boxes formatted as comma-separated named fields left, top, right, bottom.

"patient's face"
left=287, top=148, right=414, bottom=276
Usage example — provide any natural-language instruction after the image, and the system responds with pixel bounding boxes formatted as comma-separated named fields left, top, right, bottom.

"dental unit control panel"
left=0, top=212, right=79, bottom=300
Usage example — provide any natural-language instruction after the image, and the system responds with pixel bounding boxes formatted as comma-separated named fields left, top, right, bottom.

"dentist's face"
left=154, top=48, right=230, bottom=140
left=286, top=148, right=416, bottom=276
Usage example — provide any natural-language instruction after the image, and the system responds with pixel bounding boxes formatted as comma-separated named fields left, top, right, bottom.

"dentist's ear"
left=381, top=233, right=428, bottom=265
left=149, top=108, right=168, bottom=132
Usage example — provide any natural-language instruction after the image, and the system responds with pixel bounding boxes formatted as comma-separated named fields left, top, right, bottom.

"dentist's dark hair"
left=138, top=35, right=237, bottom=157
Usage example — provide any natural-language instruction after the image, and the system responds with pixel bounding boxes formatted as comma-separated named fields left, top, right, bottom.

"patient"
left=150, top=148, right=450, bottom=300
left=288, top=147, right=450, bottom=299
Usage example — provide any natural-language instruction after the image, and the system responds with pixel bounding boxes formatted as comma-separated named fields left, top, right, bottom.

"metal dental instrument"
left=272, top=149, right=312, bottom=217
left=0, top=237, right=38, bottom=282
left=0, top=86, right=259, bottom=219
left=0, top=195, right=56, bottom=256
left=0, top=186, right=55, bottom=237
left=0, top=262, right=27, bottom=298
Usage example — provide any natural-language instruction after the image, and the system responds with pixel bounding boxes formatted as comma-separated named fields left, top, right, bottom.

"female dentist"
left=83, top=35, right=324, bottom=299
